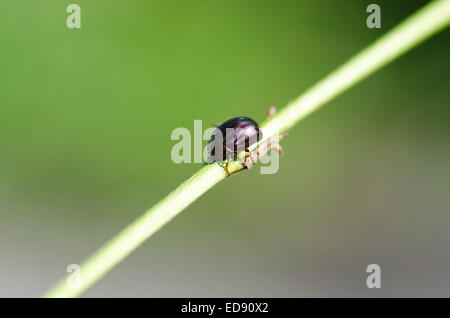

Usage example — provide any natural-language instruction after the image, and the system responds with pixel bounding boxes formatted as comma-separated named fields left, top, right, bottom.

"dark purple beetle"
left=207, top=117, right=263, bottom=173
left=207, top=108, right=287, bottom=176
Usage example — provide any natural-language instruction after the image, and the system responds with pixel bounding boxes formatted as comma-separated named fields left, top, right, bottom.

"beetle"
left=207, top=108, right=287, bottom=175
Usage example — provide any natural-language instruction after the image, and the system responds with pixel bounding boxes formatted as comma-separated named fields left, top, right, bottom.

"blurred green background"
left=0, top=0, right=449, bottom=297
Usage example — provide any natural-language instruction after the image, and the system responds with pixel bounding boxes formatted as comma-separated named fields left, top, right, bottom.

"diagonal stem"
left=44, top=0, right=450, bottom=298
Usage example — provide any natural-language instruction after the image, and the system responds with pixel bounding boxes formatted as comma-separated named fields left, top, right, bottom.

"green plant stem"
left=44, top=0, right=450, bottom=298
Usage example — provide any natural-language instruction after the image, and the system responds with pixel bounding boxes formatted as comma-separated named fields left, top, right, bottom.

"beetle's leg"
left=245, top=144, right=280, bottom=168
left=224, top=158, right=231, bottom=176
left=223, top=150, right=252, bottom=176
left=236, top=148, right=253, bottom=170
left=243, top=148, right=255, bottom=170
left=244, top=156, right=254, bottom=170
left=266, top=106, right=277, bottom=118
left=244, top=133, right=287, bottom=169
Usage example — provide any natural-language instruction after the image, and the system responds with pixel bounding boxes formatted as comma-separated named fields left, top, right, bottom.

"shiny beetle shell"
left=208, top=117, right=262, bottom=162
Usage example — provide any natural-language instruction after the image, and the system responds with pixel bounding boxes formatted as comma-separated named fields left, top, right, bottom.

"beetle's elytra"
left=208, top=117, right=262, bottom=161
